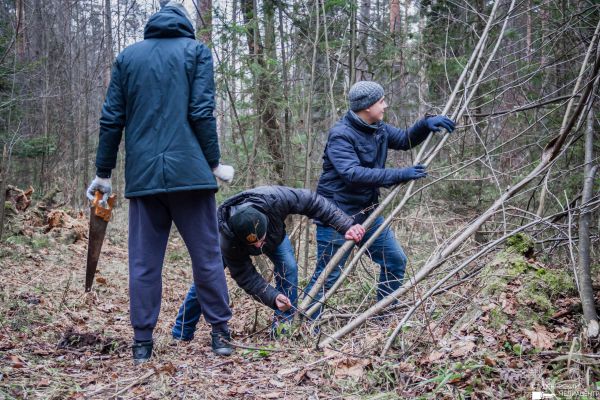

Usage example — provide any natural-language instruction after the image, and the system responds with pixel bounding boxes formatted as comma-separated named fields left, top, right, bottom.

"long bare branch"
left=381, top=200, right=600, bottom=356
left=297, top=0, right=503, bottom=314
left=320, top=21, right=600, bottom=347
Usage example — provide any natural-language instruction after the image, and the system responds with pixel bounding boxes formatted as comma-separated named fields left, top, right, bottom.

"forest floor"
left=1, top=188, right=599, bottom=399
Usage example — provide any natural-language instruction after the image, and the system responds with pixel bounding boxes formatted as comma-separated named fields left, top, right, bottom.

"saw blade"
left=85, top=206, right=110, bottom=292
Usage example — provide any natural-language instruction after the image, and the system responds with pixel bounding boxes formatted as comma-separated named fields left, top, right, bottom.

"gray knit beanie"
left=348, top=81, right=385, bottom=111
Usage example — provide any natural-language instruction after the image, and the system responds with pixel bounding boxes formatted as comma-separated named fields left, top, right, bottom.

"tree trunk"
left=577, top=107, right=598, bottom=337
left=104, top=0, right=113, bottom=86
left=390, top=0, right=400, bottom=33
left=197, top=0, right=212, bottom=45
left=277, top=4, right=292, bottom=185
left=357, top=0, right=369, bottom=80
left=241, top=0, right=284, bottom=183
left=0, top=145, right=9, bottom=241
left=15, top=0, right=25, bottom=58
left=349, top=3, right=356, bottom=85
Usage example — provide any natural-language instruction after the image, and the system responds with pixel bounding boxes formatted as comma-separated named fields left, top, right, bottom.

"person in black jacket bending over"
left=304, top=81, right=455, bottom=318
left=172, top=186, right=365, bottom=340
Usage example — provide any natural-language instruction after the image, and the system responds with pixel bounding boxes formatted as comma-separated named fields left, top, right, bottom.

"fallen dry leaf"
left=277, top=367, right=300, bottom=376
left=484, top=356, right=496, bottom=367
left=332, top=358, right=371, bottom=379
left=500, top=293, right=518, bottom=315
left=160, top=361, right=177, bottom=375
left=132, top=386, right=146, bottom=395
left=422, top=351, right=445, bottom=364
left=293, top=369, right=308, bottom=384
left=451, top=341, right=476, bottom=358
left=395, top=362, right=415, bottom=373
left=522, top=324, right=554, bottom=350
left=37, top=378, right=51, bottom=387
left=481, top=303, right=498, bottom=312
left=95, top=276, right=107, bottom=285
left=269, top=378, right=285, bottom=388
left=263, top=392, right=283, bottom=399
left=9, top=355, right=25, bottom=368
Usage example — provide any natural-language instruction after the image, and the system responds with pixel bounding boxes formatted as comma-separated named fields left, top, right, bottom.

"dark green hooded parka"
left=95, top=6, right=220, bottom=197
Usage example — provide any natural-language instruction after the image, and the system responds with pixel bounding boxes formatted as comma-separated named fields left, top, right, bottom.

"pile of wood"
left=2, top=185, right=87, bottom=244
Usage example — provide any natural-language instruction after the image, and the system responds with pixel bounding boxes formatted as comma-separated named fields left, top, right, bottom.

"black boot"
left=132, top=340, right=153, bottom=364
left=211, top=330, right=233, bottom=356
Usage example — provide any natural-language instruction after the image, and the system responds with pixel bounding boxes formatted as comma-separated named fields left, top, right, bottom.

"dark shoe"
left=132, top=340, right=153, bottom=364
left=211, top=331, right=233, bottom=356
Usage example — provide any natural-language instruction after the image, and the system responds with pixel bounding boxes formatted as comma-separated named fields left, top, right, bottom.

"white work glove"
left=86, top=176, right=112, bottom=207
left=212, top=164, right=235, bottom=183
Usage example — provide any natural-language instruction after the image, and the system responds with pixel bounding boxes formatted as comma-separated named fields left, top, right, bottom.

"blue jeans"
left=172, top=235, right=299, bottom=340
left=303, top=217, right=407, bottom=319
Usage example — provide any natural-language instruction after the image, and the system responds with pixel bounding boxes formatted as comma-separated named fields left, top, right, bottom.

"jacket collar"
left=345, top=110, right=382, bottom=134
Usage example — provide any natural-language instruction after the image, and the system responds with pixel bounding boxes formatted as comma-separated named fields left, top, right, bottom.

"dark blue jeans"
left=128, top=190, right=231, bottom=342
left=303, top=217, right=407, bottom=319
left=172, top=235, right=298, bottom=340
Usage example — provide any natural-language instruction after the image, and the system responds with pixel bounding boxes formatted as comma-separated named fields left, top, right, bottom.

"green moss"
left=5, top=235, right=31, bottom=246
left=509, top=258, right=530, bottom=275
left=167, top=250, right=187, bottom=263
left=31, top=234, right=50, bottom=250
left=4, top=200, right=16, bottom=215
left=512, top=343, right=524, bottom=356
left=539, top=268, right=575, bottom=295
left=506, top=233, right=534, bottom=256
left=482, top=242, right=576, bottom=327
left=489, top=308, right=508, bottom=330
left=515, top=266, right=574, bottom=324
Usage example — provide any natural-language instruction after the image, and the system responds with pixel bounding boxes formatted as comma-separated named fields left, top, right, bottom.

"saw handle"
left=92, top=191, right=116, bottom=222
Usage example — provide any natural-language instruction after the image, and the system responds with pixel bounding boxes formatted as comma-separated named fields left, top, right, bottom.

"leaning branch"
left=381, top=202, right=599, bottom=356
left=297, top=0, right=503, bottom=314
left=320, top=22, right=600, bottom=347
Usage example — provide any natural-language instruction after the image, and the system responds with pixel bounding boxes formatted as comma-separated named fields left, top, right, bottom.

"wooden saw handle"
left=93, top=191, right=116, bottom=222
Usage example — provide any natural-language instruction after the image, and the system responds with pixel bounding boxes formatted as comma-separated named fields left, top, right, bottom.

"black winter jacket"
left=218, top=186, right=354, bottom=309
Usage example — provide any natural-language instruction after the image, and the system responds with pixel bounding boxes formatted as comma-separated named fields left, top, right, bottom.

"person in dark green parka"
left=86, top=1, right=234, bottom=364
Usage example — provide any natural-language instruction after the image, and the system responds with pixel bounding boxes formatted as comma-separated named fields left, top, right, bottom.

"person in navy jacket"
left=86, top=1, right=234, bottom=363
left=305, top=81, right=456, bottom=318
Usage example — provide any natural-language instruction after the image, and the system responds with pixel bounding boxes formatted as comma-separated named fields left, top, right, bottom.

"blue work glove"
left=396, top=164, right=427, bottom=181
left=426, top=115, right=455, bottom=133
left=86, top=176, right=112, bottom=207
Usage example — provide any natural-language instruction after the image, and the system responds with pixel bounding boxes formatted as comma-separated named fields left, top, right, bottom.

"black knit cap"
left=229, top=207, right=268, bottom=245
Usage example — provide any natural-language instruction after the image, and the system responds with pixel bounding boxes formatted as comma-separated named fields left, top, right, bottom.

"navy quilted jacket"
left=316, top=111, right=433, bottom=222
left=95, top=7, right=220, bottom=197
